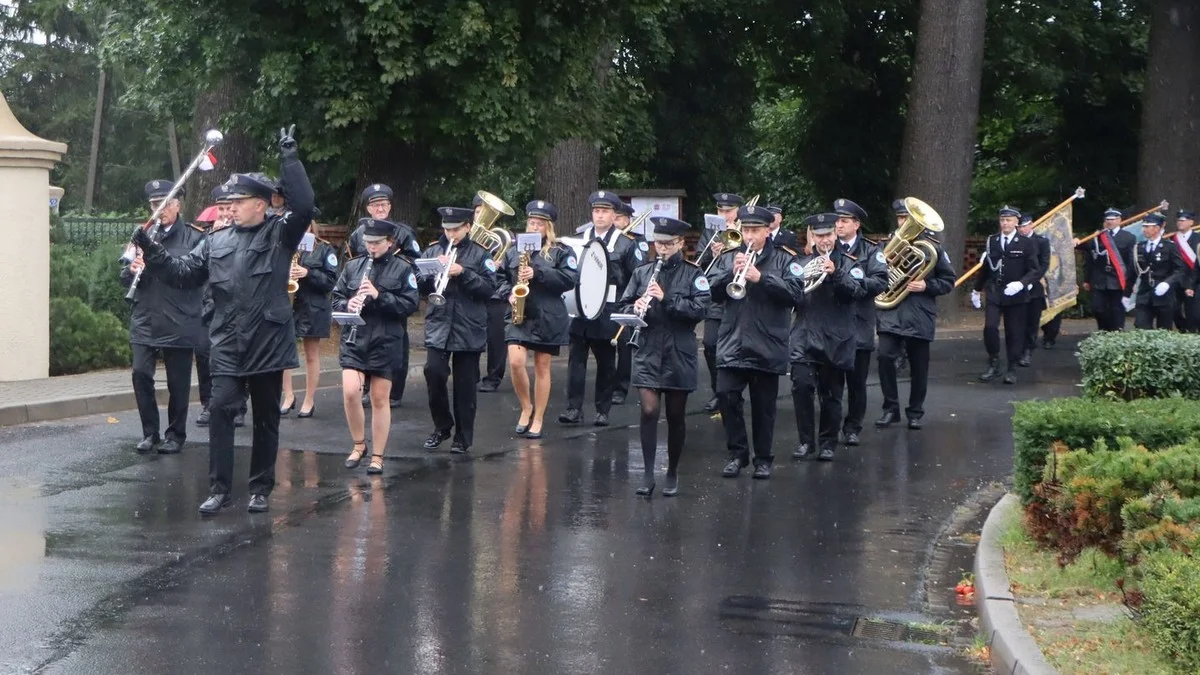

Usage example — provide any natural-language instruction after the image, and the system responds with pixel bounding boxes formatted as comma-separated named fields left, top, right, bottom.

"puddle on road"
left=0, top=483, right=45, bottom=592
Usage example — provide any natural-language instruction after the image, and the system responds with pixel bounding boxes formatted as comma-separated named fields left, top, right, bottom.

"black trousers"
left=566, top=335, right=616, bottom=414
left=424, top=348, right=482, bottom=447
left=789, top=362, right=843, bottom=452
left=718, top=367, right=778, bottom=466
left=389, top=326, right=410, bottom=403
left=878, top=333, right=931, bottom=420
left=1042, top=314, right=1063, bottom=342
left=480, top=299, right=508, bottom=387
left=209, top=372, right=281, bottom=496
left=131, top=344, right=193, bottom=442
left=1090, top=289, right=1127, bottom=331
left=195, top=342, right=247, bottom=413
left=842, top=349, right=871, bottom=435
left=1024, top=296, right=1047, bottom=352
left=983, top=302, right=1028, bottom=365
left=702, top=318, right=720, bottom=396
left=614, top=335, right=633, bottom=399
left=1135, top=303, right=1174, bottom=330
left=1174, top=291, right=1200, bottom=332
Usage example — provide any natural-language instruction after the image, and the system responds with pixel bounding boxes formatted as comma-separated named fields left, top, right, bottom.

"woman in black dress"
left=281, top=223, right=338, bottom=417
left=499, top=200, right=577, bottom=438
left=619, top=216, right=711, bottom=497
left=332, top=218, right=420, bottom=473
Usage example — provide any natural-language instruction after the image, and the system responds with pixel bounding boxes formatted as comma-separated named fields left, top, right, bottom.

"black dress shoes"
left=908, top=418, right=923, bottom=430
left=424, top=429, right=452, bottom=450
left=198, top=493, right=232, bottom=515
left=662, top=473, right=679, bottom=497
left=843, top=432, right=860, bottom=446
left=722, top=460, right=743, bottom=477
left=477, top=381, right=499, bottom=393
left=752, top=464, right=771, bottom=480
left=157, top=439, right=182, bottom=455
left=593, top=413, right=609, bottom=427
left=233, top=411, right=246, bottom=428
left=875, top=410, right=901, bottom=428
left=136, top=436, right=160, bottom=453
left=558, top=408, right=581, bottom=424
left=817, top=446, right=836, bottom=461
left=703, top=397, right=720, bottom=414
left=635, top=473, right=655, bottom=496
left=611, top=392, right=626, bottom=405
left=361, top=393, right=371, bottom=407
left=450, top=442, right=469, bottom=455
left=979, top=358, right=1002, bottom=382
left=195, top=408, right=210, bottom=427
left=1003, top=369, right=1017, bottom=385
left=1042, top=338, right=1055, bottom=349
left=793, top=444, right=814, bottom=460
left=1017, top=351, right=1032, bottom=367
left=247, top=494, right=269, bottom=513
left=389, top=399, right=402, bottom=409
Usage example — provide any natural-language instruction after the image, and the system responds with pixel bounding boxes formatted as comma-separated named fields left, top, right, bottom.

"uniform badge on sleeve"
left=851, top=267, right=865, bottom=280
left=638, top=241, right=649, bottom=252
left=788, top=261, right=804, bottom=277
left=326, top=253, right=338, bottom=268
left=567, top=256, right=578, bottom=270
left=875, top=251, right=886, bottom=265
left=408, top=273, right=418, bottom=289
left=634, top=248, right=644, bottom=261
left=695, top=276, right=710, bottom=291
left=410, top=241, right=420, bottom=253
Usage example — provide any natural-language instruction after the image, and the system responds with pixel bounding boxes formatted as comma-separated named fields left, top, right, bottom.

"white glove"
left=1155, top=281, right=1170, bottom=297
left=970, top=290, right=982, bottom=309
left=1121, top=296, right=1136, bottom=312
left=1003, top=281, right=1024, bottom=296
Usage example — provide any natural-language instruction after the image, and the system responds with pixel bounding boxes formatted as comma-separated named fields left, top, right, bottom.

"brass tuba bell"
left=874, top=196, right=945, bottom=310
left=470, top=190, right=515, bottom=263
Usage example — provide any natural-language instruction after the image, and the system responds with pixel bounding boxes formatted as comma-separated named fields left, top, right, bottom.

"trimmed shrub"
left=1078, top=329, right=1200, bottom=400
left=49, top=297, right=131, bottom=375
left=1120, top=486, right=1200, bottom=563
left=1012, top=397, right=1200, bottom=503
left=1137, top=549, right=1200, bottom=673
left=50, top=242, right=131, bottom=326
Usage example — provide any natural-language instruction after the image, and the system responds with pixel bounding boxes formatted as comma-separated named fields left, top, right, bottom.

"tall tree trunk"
left=355, top=137, right=427, bottom=238
left=185, top=73, right=258, bottom=218
left=1138, top=1, right=1200, bottom=213
left=897, top=0, right=988, bottom=325
left=535, top=137, right=601, bottom=236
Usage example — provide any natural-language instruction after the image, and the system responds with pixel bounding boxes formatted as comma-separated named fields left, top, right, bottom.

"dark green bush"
left=1012, top=398, right=1200, bottom=503
left=1078, top=329, right=1200, bottom=400
left=50, top=242, right=131, bottom=326
left=49, top=297, right=131, bottom=375
left=1137, top=549, right=1200, bottom=672
left=1121, top=485, right=1200, bottom=563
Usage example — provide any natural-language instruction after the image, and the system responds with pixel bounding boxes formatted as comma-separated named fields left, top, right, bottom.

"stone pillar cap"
left=0, top=90, right=67, bottom=168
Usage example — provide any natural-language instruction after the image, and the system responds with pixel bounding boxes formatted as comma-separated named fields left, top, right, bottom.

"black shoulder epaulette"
left=844, top=252, right=858, bottom=261
left=188, top=223, right=205, bottom=233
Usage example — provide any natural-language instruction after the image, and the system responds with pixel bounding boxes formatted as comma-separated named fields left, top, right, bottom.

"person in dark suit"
left=1076, top=208, right=1136, bottom=331
left=766, top=203, right=800, bottom=250
left=1132, top=213, right=1187, bottom=330
left=1170, top=210, right=1200, bottom=332
left=1016, top=213, right=1050, bottom=367
left=970, top=206, right=1042, bottom=384
left=610, top=199, right=646, bottom=405
left=695, top=192, right=744, bottom=413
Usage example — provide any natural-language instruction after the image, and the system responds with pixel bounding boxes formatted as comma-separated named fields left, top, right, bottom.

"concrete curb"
left=975, top=493, right=1058, bottom=675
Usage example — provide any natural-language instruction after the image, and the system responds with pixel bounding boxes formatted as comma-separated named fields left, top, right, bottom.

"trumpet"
left=726, top=248, right=760, bottom=300
left=343, top=256, right=374, bottom=347
left=287, top=251, right=301, bottom=294
left=802, top=241, right=834, bottom=294
left=428, top=244, right=457, bottom=306
left=628, top=258, right=664, bottom=349
left=512, top=250, right=531, bottom=325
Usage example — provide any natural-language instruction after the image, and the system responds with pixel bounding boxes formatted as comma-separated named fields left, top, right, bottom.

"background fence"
left=54, top=217, right=141, bottom=247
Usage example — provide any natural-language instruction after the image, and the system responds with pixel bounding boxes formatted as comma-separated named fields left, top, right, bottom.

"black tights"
left=639, top=388, right=688, bottom=476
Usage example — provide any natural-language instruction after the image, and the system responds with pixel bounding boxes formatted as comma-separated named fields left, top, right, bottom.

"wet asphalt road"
left=0, top=334, right=1084, bottom=674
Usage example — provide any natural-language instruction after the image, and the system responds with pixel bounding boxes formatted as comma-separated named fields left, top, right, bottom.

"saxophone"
left=512, top=250, right=531, bottom=325
left=287, top=251, right=301, bottom=294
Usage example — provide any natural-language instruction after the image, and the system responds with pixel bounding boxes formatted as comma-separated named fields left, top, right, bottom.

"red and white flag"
left=198, top=150, right=218, bottom=171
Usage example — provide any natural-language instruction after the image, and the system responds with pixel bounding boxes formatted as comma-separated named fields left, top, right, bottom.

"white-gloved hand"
left=1155, top=281, right=1170, bottom=297
left=1121, top=296, right=1136, bottom=312
left=970, top=290, right=982, bottom=309
left=1004, top=281, right=1024, bottom=296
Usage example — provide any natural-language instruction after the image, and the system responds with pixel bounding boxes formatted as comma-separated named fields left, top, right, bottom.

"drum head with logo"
left=573, top=238, right=610, bottom=320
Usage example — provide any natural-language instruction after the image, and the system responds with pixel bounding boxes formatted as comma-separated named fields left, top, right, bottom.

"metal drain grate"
left=852, top=618, right=949, bottom=645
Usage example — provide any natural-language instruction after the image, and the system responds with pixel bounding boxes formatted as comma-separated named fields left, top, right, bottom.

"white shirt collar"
left=840, top=236, right=857, bottom=249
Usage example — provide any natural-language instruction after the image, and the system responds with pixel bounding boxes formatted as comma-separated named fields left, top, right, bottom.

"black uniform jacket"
left=1079, top=227, right=1136, bottom=292
left=497, top=243, right=577, bottom=347
left=707, top=239, right=807, bottom=375
left=789, top=247, right=871, bottom=371
left=772, top=229, right=801, bottom=250
left=139, top=151, right=314, bottom=376
left=619, top=253, right=712, bottom=391
left=419, top=236, right=499, bottom=353
left=875, top=239, right=957, bottom=342
left=332, top=254, right=420, bottom=373
left=346, top=221, right=421, bottom=260
left=972, top=233, right=1042, bottom=306
left=569, top=225, right=644, bottom=340
left=292, top=240, right=339, bottom=338
left=839, top=236, right=890, bottom=351
left=696, top=222, right=731, bottom=322
left=120, top=216, right=206, bottom=349
left=1172, top=231, right=1200, bottom=294
left=1133, top=238, right=1188, bottom=307
left=1027, top=233, right=1051, bottom=300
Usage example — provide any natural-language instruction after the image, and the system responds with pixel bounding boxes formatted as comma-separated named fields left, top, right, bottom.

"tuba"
left=874, top=196, right=945, bottom=310
left=470, top=190, right=514, bottom=263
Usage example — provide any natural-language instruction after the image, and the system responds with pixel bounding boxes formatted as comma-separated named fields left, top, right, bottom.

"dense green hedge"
left=1012, top=398, right=1200, bottom=503
left=1078, top=329, right=1200, bottom=400
left=1138, top=549, right=1200, bottom=673
left=49, top=297, right=131, bottom=375
left=50, top=242, right=131, bottom=325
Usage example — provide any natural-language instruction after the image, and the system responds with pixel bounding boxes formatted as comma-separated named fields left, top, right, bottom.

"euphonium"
left=287, top=251, right=301, bottom=294
left=470, top=190, right=515, bottom=263
left=512, top=250, right=531, bottom=325
left=874, top=196, right=945, bottom=310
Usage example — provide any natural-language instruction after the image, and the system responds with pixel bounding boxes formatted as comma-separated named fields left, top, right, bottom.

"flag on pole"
left=198, top=150, right=218, bottom=171
left=1033, top=199, right=1079, bottom=327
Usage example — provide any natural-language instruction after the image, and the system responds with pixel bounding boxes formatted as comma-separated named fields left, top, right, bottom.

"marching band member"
left=479, top=192, right=514, bottom=393
left=696, top=192, right=744, bottom=413
left=195, top=184, right=227, bottom=428
left=346, top=184, right=421, bottom=408
left=419, top=206, right=500, bottom=454
left=611, top=200, right=643, bottom=406
left=1132, top=213, right=1186, bottom=330
left=333, top=219, right=420, bottom=473
left=707, top=205, right=806, bottom=479
left=971, top=206, right=1042, bottom=385
left=132, top=125, right=313, bottom=515
left=875, top=222, right=956, bottom=431
left=832, top=199, right=888, bottom=446
left=1171, top=210, right=1200, bottom=331
left=280, top=221, right=338, bottom=418
left=121, top=179, right=207, bottom=454
left=559, top=191, right=643, bottom=427
left=498, top=200, right=577, bottom=439
left=619, top=216, right=710, bottom=497
left=1077, top=208, right=1135, bottom=331
left=1016, top=212, right=1050, bottom=367
left=766, top=203, right=800, bottom=249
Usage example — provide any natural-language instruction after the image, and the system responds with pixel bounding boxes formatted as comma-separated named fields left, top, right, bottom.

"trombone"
left=701, top=194, right=759, bottom=274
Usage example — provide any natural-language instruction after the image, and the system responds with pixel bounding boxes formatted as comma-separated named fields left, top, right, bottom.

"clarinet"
left=628, top=258, right=664, bottom=349
left=343, top=257, right=374, bottom=347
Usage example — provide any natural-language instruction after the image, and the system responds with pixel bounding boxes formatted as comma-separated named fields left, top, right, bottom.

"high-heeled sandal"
left=366, top=454, right=385, bottom=474
left=344, top=440, right=367, bottom=469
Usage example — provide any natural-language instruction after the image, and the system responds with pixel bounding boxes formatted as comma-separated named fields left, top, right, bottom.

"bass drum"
left=563, top=238, right=609, bottom=320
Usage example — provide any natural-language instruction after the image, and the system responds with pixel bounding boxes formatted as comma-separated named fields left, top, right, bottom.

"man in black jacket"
left=874, top=229, right=956, bottom=430
left=708, top=205, right=807, bottom=478
left=610, top=199, right=643, bottom=406
left=1016, top=213, right=1050, bottom=367
left=971, top=206, right=1042, bottom=384
left=766, top=203, right=800, bottom=250
left=419, top=206, right=500, bottom=454
left=696, top=192, right=744, bottom=413
left=478, top=192, right=515, bottom=394
left=122, top=179, right=207, bottom=454
left=1132, top=213, right=1186, bottom=329
left=1077, top=208, right=1136, bottom=331
left=134, top=125, right=314, bottom=515
left=1170, top=210, right=1200, bottom=331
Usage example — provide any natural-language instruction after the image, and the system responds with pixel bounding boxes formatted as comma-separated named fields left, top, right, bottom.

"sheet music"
left=331, top=312, right=365, bottom=325
left=610, top=313, right=647, bottom=328
left=415, top=257, right=447, bottom=276
left=299, top=232, right=316, bottom=252
left=516, top=232, right=543, bottom=253
left=704, top=214, right=726, bottom=231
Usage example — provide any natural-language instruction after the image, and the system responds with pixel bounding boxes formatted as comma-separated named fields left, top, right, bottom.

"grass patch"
left=999, top=512, right=1124, bottom=601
